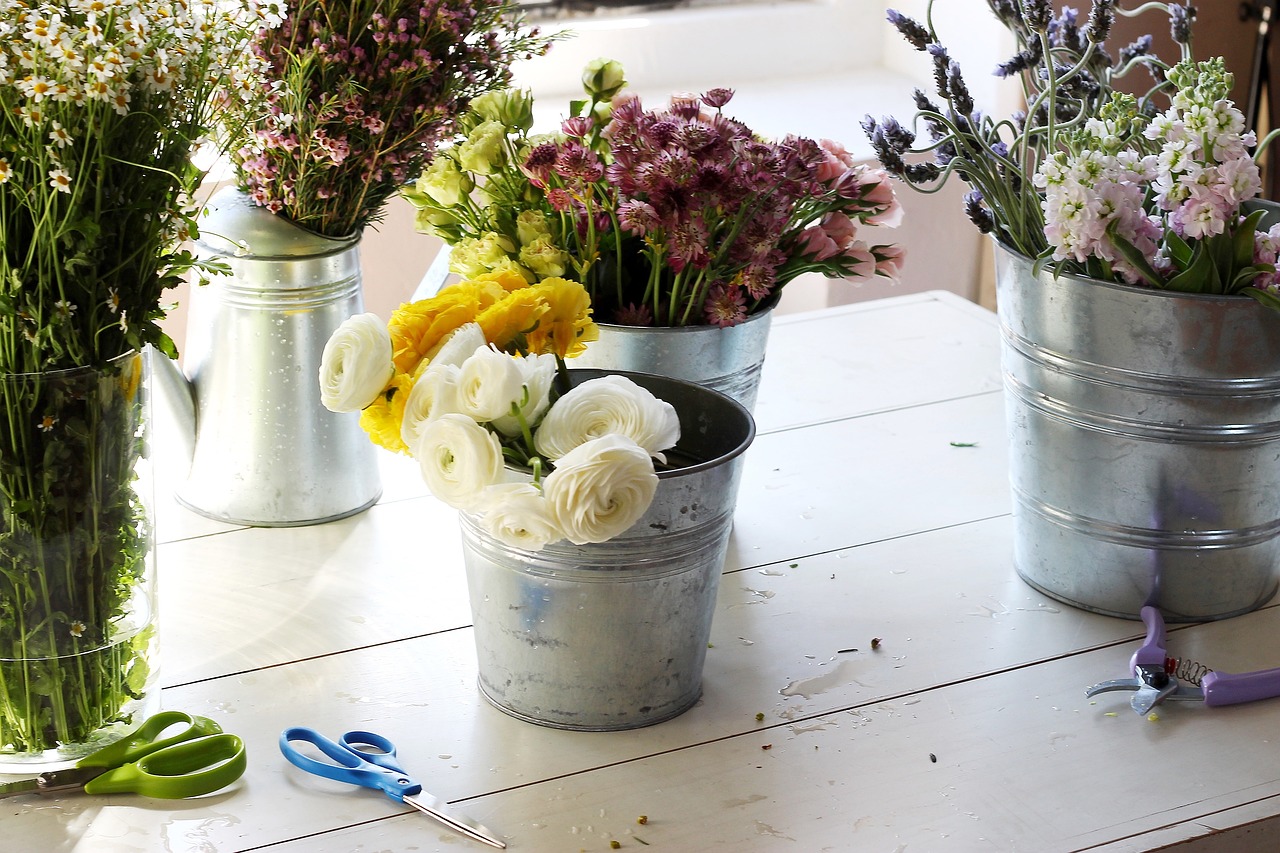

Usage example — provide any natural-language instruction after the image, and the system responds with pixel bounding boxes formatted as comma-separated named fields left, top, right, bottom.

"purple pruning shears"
left=1086, top=605, right=1280, bottom=714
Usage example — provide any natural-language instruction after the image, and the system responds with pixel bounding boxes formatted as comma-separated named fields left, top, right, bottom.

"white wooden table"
left=7, top=291, right=1280, bottom=852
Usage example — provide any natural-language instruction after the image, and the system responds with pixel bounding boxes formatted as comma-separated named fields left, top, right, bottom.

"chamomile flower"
left=0, top=158, right=11, bottom=184
left=48, top=121, right=71, bottom=148
left=48, top=167, right=71, bottom=193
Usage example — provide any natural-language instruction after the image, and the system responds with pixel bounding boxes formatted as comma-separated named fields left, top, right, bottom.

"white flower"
left=534, top=375, right=680, bottom=462
left=455, top=344, right=527, bottom=423
left=48, top=167, right=71, bottom=193
left=472, top=482, right=562, bottom=550
left=426, top=322, right=485, bottom=369
left=490, top=353, right=556, bottom=437
left=318, top=313, right=394, bottom=413
left=400, top=363, right=460, bottom=450
left=416, top=413, right=504, bottom=510
left=542, top=434, right=658, bottom=545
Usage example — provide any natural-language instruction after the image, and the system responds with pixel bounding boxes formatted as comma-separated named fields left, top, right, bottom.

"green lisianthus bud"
left=519, top=236, right=570, bottom=279
left=471, top=89, right=535, bottom=132
left=582, top=58, right=626, bottom=100
left=515, top=209, right=553, bottom=246
left=413, top=206, right=459, bottom=235
left=458, top=120, right=507, bottom=175
left=417, top=156, right=474, bottom=207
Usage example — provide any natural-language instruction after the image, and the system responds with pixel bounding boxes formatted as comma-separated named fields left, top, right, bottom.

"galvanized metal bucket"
left=568, top=304, right=774, bottom=413
left=995, top=242, right=1280, bottom=621
left=461, top=370, right=755, bottom=730
left=169, top=188, right=381, bottom=526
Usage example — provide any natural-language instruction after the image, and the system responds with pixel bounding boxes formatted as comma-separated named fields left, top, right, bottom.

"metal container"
left=568, top=304, right=774, bottom=413
left=169, top=188, right=381, bottom=526
left=461, top=370, right=756, bottom=730
left=995, top=242, right=1280, bottom=620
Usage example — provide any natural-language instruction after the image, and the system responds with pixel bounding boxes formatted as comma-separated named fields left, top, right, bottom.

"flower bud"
left=582, top=58, right=626, bottom=100
left=470, top=89, right=535, bottom=132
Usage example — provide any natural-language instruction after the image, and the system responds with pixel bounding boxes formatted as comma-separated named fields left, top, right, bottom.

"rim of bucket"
left=992, top=235, right=1280, bottom=308
left=565, top=368, right=756, bottom=478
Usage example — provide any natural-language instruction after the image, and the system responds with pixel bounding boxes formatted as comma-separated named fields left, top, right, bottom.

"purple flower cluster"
left=231, top=0, right=549, bottom=237
left=523, top=91, right=904, bottom=326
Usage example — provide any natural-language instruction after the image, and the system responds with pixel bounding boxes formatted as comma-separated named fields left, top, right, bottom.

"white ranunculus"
left=400, top=364, right=460, bottom=451
left=471, top=482, right=563, bottom=550
left=415, top=413, right=504, bottom=510
left=427, top=322, right=486, bottom=369
left=541, top=434, right=658, bottom=544
left=455, top=344, right=527, bottom=423
left=534, top=375, right=681, bottom=462
left=490, top=353, right=557, bottom=437
left=318, top=313, right=395, bottom=413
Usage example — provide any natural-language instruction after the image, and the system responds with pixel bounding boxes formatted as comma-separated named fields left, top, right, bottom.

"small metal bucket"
left=461, top=370, right=755, bottom=730
left=567, top=304, right=774, bottom=412
left=171, top=188, right=382, bottom=526
left=995, top=241, right=1280, bottom=620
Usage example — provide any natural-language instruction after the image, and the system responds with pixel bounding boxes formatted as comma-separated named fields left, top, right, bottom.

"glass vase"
left=0, top=351, right=159, bottom=769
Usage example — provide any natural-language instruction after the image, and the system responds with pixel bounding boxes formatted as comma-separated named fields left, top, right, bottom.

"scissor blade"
left=403, top=791, right=506, bottom=849
left=1085, top=678, right=1141, bottom=698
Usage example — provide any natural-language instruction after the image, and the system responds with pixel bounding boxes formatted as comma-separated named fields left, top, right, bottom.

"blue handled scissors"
left=280, top=727, right=505, bottom=849
left=0, top=710, right=246, bottom=800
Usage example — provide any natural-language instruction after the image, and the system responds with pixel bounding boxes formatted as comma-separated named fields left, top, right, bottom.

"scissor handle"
left=1201, top=665, right=1280, bottom=706
left=280, top=727, right=423, bottom=803
left=339, top=730, right=409, bottom=774
left=83, top=734, right=247, bottom=799
left=1132, top=606, right=1169, bottom=669
left=77, top=711, right=223, bottom=769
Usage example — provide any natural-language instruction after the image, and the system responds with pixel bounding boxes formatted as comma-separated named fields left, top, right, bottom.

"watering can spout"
left=148, top=347, right=196, bottom=480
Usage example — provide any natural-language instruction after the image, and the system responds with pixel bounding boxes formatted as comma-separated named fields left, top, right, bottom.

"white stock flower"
left=415, top=413, right=503, bottom=510
left=400, top=364, right=460, bottom=451
left=455, top=344, right=527, bottom=423
left=472, top=482, right=563, bottom=550
left=490, top=353, right=556, bottom=437
left=542, top=434, right=659, bottom=545
left=318, top=313, right=394, bottom=413
left=534, top=375, right=680, bottom=462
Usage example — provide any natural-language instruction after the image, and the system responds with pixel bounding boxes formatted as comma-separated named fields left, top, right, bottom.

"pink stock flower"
left=874, top=245, right=907, bottom=282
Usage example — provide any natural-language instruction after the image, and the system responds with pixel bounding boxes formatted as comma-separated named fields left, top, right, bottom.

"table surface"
left=7, top=290, right=1280, bottom=853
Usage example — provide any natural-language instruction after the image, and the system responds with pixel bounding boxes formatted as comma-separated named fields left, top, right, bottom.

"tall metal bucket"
left=175, top=189, right=382, bottom=526
left=568, top=304, right=774, bottom=413
left=995, top=242, right=1280, bottom=620
left=461, top=370, right=755, bottom=730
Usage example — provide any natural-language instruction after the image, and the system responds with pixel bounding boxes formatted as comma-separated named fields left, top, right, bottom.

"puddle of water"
left=779, top=661, right=849, bottom=699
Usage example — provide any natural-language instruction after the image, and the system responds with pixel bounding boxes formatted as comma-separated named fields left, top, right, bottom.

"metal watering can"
left=152, top=188, right=381, bottom=526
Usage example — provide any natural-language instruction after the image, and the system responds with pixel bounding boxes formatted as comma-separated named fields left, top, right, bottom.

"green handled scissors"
left=0, top=710, right=246, bottom=800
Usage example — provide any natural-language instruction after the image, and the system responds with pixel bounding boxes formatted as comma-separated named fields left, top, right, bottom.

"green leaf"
left=1166, top=242, right=1218, bottom=293
left=1166, top=230, right=1193, bottom=268
left=1235, top=209, right=1267, bottom=269
left=569, top=99, right=588, bottom=118
left=1245, top=286, right=1280, bottom=312
left=1106, top=223, right=1164, bottom=287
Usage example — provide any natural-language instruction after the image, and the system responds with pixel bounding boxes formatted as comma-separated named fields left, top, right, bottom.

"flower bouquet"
left=865, top=0, right=1280, bottom=302
left=0, top=0, right=275, bottom=761
left=318, top=273, right=756, bottom=729
left=405, top=60, right=905, bottom=327
left=224, top=0, right=553, bottom=237
left=865, top=0, right=1280, bottom=620
left=319, top=272, right=687, bottom=548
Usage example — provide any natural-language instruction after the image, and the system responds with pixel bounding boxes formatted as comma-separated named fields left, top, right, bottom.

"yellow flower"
left=388, top=279, right=508, bottom=374
left=477, top=288, right=549, bottom=352
left=524, top=277, right=599, bottom=358
left=359, top=372, right=415, bottom=455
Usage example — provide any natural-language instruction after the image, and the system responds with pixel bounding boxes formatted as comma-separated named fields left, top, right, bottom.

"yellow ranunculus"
left=359, top=372, right=415, bottom=455
left=476, top=288, right=549, bottom=352
left=388, top=279, right=509, bottom=374
left=524, top=277, right=598, bottom=359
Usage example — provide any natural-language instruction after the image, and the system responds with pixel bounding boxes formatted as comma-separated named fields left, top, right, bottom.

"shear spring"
left=1171, top=657, right=1213, bottom=686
